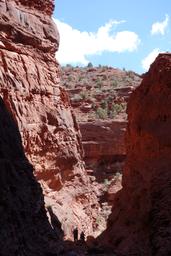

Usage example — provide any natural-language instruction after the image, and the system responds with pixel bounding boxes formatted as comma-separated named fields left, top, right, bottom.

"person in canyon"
left=79, top=231, right=86, bottom=247
left=73, top=227, right=78, bottom=242
left=80, top=231, right=85, bottom=242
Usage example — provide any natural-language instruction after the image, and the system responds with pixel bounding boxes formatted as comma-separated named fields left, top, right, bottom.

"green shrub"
left=111, top=80, right=118, bottom=87
left=78, top=76, right=83, bottom=81
left=112, top=103, right=123, bottom=113
left=101, top=100, right=108, bottom=109
left=126, top=70, right=134, bottom=78
left=109, top=103, right=126, bottom=118
left=80, top=91, right=89, bottom=100
left=97, top=81, right=103, bottom=88
left=104, top=179, right=110, bottom=186
left=66, top=64, right=72, bottom=68
left=67, top=76, right=72, bottom=82
left=96, top=107, right=108, bottom=119
left=87, top=62, right=93, bottom=68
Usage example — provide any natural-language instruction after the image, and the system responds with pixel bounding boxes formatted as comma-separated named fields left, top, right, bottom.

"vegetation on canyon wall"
left=60, top=64, right=141, bottom=122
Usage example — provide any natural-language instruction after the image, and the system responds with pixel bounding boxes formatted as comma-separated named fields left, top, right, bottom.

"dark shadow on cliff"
left=94, top=188, right=124, bottom=254
left=47, top=207, right=87, bottom=255
left=0, top=96, right=118, bottom=256
left=0, top=96, right=62, bottom=255
left=95, top=54, right=171, bottom=256
left=59, top=235, right=116, bottom=256
left=47, top=206, right=64, bottom=240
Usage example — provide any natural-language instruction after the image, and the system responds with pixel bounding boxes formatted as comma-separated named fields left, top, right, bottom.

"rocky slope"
left=0, top=0, right=99, bottom=240
left=61, top=66, right=141, bottom=175
left=61, top=65, right=141, bottom=122
left=99, top=53, right=171, bottom=256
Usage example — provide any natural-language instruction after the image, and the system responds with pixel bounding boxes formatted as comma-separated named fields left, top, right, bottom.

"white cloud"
left=53, top=18, right=140, bottom=65
left=151, top=14, right=169, bottom=36
left=142, top=48, right=161, bottom=70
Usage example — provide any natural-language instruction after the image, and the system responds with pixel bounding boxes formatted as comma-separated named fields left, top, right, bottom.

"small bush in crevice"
left=96, top=107, right=108, bottom=119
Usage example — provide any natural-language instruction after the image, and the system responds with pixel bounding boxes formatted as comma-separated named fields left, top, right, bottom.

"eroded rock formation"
left=100, top=53, right=171, bottom=256
left=0, top=0, right=99, bottom=240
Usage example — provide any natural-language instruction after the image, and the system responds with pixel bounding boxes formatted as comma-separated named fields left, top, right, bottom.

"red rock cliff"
left=99, top=53, right=171, bottom=256
left=0, top=95, right=60, bottom=254
left=0, top=0, right=98, bottom=239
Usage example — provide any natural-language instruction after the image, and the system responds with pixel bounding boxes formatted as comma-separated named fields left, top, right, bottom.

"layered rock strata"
left=0, top=0, right=98, bottom=239
left=80, top=120, right=126, bottom=171
left=100, top=53, right=171, bottom=256
left=80, top=120, right=125, bottom=188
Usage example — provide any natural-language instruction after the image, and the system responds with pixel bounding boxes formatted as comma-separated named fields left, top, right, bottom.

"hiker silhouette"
left=73, top=227, right=78, bottom=242
left=80, top=231, right=85, bottom=242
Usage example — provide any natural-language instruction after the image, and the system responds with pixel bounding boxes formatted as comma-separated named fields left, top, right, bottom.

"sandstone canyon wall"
left=0, top=0, right=98, bottom=239
left=80, top=120, right=125, bottom=206
left=0, top=92, right=60, bottom=254
left=80, top=120, right=126, bottom=172
left=100, top=53, right=171, bottom=256
left=0, top=0, right=81, bottom=190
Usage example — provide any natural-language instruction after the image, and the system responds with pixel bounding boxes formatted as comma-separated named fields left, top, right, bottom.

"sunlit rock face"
left=0, top=0, right=77, bottom=188
left=99, top=53, right=171, bottom=256
left=0, top=0, right=99, bottom=240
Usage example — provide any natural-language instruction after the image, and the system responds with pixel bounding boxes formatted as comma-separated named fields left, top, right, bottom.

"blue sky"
left=53, top=0, right=171, bottom=74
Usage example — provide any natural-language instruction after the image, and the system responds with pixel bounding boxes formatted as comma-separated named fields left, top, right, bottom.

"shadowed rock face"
left=0, top=0, right=99, bottom=239
left=0, top=97, right=60, bottom=255
left=99, top=53, right=171, bottom=256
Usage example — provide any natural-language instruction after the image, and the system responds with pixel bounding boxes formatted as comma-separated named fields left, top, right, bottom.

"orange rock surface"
left=80, top=120, right=126, bottom=164
left=0, top=0, right=99, bottom=240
